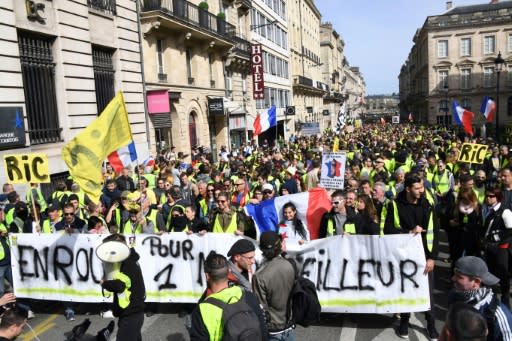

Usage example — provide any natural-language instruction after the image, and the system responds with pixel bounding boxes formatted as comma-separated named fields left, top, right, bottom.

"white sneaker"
left=101, top=310, right=114, bottom=319
left=27, top=310, right=35, bottom=319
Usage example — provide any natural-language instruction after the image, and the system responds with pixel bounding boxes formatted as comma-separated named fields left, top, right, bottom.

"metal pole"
left=496, top=70, right=501, bottom=143
left=135, top=0, right=152, bottom=153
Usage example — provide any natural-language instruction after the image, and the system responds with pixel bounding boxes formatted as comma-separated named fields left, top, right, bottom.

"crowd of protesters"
left=3, top=123, right=512, bottom=339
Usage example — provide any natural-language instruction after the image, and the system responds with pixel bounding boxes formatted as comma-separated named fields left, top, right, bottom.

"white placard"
left=320, top=151, right=346, bottom=189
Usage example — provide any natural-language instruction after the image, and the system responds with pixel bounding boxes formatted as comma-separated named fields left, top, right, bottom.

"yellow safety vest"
left=384, top=201, right=434, bottom=252
left=212, top=212, right=238, bottom=233
left=433, top=171, right=451, bottom=195
left=106, top=263, right=132, bottom=309
left=199, top=286, right=243, bottom=341
left=326, top=218, right=355, bottom=236
left=123, top=220, right=142, bottom=235
left=5, top=208, right=15, bottom=226
left=42, top=219, right=53, bottom=234
left=25, top=188, right=47, bottom=212
left=0, top=223, right=8, bottom=261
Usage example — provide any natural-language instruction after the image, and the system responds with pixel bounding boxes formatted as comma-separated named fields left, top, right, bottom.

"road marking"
left=22, top=322, right=56, bottom=341
left=21, top=314, right=58, bottom=341
left=339, top=316, right=357, bottom=341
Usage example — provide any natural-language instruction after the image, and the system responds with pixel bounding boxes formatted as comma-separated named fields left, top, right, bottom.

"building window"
left=460, top=38, right=471, bottom=56
left=188, top=112, right=197, bottom=151
left=156, top=39, right=165, bottom=78
left=484, top=35, right=495, bottom=55
left=439, top=70, right=449, bottom=88
left=509, top=34, right=512, bottom=52
left=18, top=32, right=61, bottom=144
left=508, top=65, right=512, bottom=87
left=439, top=99, right=449, bottom=112
left=438, top=40, right=448, bottom=58
left=508, top=96, right=512, bottom=117
left=208, top=53, right=214, bottom=87
left=241, top=73, right=247, bottom=93
left=484, top=66, right=494, bottom=87
left=462, top=98, right=471, bottom=111
left=186, top=48, right=193, bottom=84
left=87, top=0, right=116, bottom=15
left=92, top=46, right=115, bottom=115
left=460, top=68, right=471, bottom=89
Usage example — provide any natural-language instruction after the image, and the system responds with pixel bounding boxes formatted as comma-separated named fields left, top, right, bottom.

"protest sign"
left=3, top=153, right=50, bottom=183
left=320, top=151, right=346, bottom=189
left=11, top=233, right=429, bottom=313
left=458, top=143, right=488, bottom=164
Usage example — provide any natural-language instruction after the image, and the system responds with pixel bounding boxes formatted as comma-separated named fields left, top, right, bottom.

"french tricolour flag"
left=480, top=96, right=496, bottom=123
left=107, top=141, right=137, bottom=173
left=452, top=100, right=474, bottom=136
left=245, top=188, right=332, bottom=240
left=253, top=106, right=277, bottom=136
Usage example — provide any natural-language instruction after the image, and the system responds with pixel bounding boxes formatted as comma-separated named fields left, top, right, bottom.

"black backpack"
left=286, top=258, right=321, bottom=327
left=206, top=289, right=263, bottom=341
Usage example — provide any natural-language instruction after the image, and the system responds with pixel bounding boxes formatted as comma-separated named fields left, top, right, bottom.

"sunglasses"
left=208, top=189, right=215, bottom=192
left=217, top=199, right=227, bottom=203
left=235, top=183, right=244, bottom=186
left=332, top=201, right=341, bottom=205
left=486, top=194, right=496, bottom=198
left=263, top=190, right=273, bottom=194
left=64, top=213, right=74, bottom=216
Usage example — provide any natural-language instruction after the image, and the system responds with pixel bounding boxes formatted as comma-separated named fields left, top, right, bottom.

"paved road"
left=19, top=236, right=453, bottom=341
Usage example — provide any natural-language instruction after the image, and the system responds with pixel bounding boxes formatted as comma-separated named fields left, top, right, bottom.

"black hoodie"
left=383, top=190, right=439, bottom=260
left=102, top=248, right=146, bottom=317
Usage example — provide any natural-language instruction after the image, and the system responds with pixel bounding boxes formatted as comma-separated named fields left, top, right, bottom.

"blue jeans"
left=0, top=264, right=13, bottom=297
left=268, top=329, right=295, bottom=341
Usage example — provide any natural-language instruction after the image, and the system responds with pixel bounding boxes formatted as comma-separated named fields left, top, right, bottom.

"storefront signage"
left=147, top=90, right=170, bottom=114
left=208, top=97, right=224, bottom=116
left=251, top=44, right=264, bottom=100
left=0, top=107, right=26, bottom=149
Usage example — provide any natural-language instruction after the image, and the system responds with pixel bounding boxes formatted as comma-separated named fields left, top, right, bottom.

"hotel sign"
left=251, top=44, right=264, bottom=100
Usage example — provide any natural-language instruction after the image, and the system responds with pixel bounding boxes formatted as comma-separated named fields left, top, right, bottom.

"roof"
left=445, top=1, right=512, bottom=15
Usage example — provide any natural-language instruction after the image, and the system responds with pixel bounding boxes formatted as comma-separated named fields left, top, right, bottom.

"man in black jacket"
left=100, top=234, right=145, bottom=341
left=384, top=173, right=439, bottom=339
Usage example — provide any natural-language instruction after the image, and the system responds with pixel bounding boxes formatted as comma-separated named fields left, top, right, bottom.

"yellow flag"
left=333, top=136, right=340, bottom=152
left=62, top=92, right=133, bottom=203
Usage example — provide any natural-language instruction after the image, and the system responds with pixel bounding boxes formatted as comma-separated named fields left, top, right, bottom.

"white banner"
left=320, top=152, right=346, bottom=189
left=11, top=233, right=429, bottom=313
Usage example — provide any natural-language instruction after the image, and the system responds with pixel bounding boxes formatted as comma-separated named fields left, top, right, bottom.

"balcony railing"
left=231, top=35, right=250, bottom=58
left=87, top=0, right=116, bottom=15
left=143, top=0, right=236, bottom=40
left=297, top=75, right=313, bottom=87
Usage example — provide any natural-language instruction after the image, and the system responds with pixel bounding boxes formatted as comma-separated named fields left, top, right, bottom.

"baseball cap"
left=262, top=183, right=274, bottom=192
left=227, top=239, right=256, bottom=257
left=454, top=256, right=499, bottom=286
left=259, top=231, right=281, bottom=250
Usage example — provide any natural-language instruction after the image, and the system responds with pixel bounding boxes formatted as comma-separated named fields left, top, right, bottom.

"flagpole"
left=275, top=107, right=278, bottom=150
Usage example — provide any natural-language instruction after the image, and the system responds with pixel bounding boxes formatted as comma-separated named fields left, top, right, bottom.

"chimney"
left=446, top=1, right=453, bottom=10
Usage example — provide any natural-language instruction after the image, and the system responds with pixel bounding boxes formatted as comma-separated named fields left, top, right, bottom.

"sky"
left=315, top=0, right=487, bottom=95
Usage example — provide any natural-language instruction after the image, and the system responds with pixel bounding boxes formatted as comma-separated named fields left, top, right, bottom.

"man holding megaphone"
left=98, top=234, right=146, bottom=341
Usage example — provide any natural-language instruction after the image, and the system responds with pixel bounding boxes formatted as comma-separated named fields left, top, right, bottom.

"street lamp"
left=250, top=20, right=278, bottom=31
left=495, top=51, right=505, bottom=142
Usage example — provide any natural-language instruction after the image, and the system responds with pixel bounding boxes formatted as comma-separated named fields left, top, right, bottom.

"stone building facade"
left=141, top=0, right=254, bottom=158
left=0, top=0, right=147, bottom=193
left=288, top=0, right=329, bottom=133
left=399, top=0, right=512, bottom=136
left=320, top=22, right=346, bottom=128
